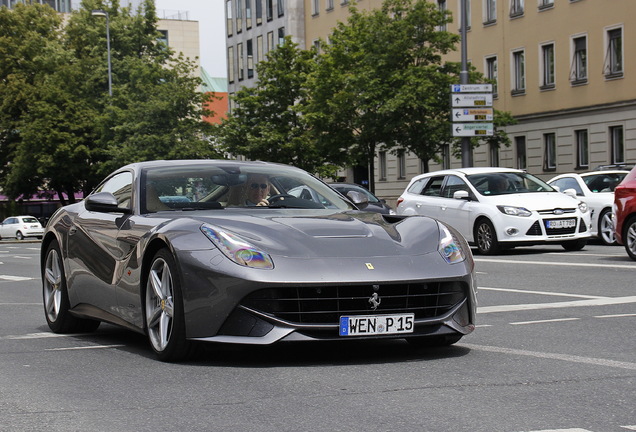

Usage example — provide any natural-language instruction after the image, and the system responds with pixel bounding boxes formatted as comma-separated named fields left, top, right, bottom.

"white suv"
left=397, top=168, right=591, bottom=254
left=0, top=216, right=44, bottom=240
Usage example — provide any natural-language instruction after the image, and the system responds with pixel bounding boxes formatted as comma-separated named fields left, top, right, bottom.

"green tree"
left=0, top=0, right=218, bottom=204
left=216, top=37, right=338, bottom=177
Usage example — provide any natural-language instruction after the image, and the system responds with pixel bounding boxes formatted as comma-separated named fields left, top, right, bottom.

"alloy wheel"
left=43, top=248, right=63, bottom=322
left=145, top=257, right=175, bottom=352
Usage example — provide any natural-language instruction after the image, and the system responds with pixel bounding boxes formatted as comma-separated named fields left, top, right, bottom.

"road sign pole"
left=459, top=0, right=472, bottom=167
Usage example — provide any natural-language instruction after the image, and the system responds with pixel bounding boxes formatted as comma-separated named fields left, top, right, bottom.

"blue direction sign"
left=451, top=84, right=493, bottom=93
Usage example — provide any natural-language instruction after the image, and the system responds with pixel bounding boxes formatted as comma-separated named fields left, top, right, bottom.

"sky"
left=154, top=0, right=227, bottom=78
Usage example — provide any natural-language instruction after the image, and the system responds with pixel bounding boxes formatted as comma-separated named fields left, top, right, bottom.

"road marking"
left=621, top=426, right=636, bottom=431
left=511, top=318, right=580, bottom=325
left=595, top=313, right=636, bottom=319
left=478, top=296, right=636, bottom=314
left=4, top=332, right=70, bottom=340
left=45, top=345, right=125, bottom=351
left=524, top=429, right=591, bottom=432
left=480, top=286, right=607, bottom=299
left=475, top=257, right=635, bottom=270
left=0, top=303, right=40, bottom=307
left=0, top=275, right=35, bottom=281
left=461, top=343, right=636, bottom=371
left=14, top=256, right=32, bottom=260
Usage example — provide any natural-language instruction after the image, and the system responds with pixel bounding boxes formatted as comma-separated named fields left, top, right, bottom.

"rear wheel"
left=16, top=231, right=24, bottom=240
left=598, top=208, right=616, bottom=245
left=144, top=248, right=192, bottom=362
left=43, top=240, right=100, bottom=333
left=474, top=219, right=500, bottom=255
left=561, top=238, right=587, bottom=251
left=623, top=217, right=636, bottom=260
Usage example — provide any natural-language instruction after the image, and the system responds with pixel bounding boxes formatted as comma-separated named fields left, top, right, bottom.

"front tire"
left=43, top=240, right=100, bottom=333
left=561, top=238, right=587, bottom=251
left=144, top=248, right=192, bottom=362
left=623, top=216, right=636, bottom=260
left=474, top=219, right=500, bottom=255
left=598, top=208, right=616, bottom=245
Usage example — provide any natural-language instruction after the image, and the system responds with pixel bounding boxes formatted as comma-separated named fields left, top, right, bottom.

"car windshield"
left=583, top=173, right=626, bottom=192
left=141, top=163, right=354, bottom=213
left=467, top=172, right=556, bottom=196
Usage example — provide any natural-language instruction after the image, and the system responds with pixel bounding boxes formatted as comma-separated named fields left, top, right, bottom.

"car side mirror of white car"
left=453, top=190, right=471, bottom=201
left=563, top=188, right=577, bottom=198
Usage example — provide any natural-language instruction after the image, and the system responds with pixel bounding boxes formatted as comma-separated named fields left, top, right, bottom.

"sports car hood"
left=195, top=211, right=441, bottom=259
left=484, top=192, right=581, bottom=211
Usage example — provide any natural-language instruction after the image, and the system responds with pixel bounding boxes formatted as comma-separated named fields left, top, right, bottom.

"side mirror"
left=346, top=190, right=369, bottom=206
left=453, top=190, right=471, bottom=200
left=563, top=188, right=577, bottom=199
left=85, top=192, right=129, bottom=213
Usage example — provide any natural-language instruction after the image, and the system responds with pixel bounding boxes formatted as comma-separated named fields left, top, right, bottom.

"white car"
left=0, top=215, right=44, bottom=240
left=548, top=170, right=629, bottom=245
left=396, top=168, right=591, bottom=254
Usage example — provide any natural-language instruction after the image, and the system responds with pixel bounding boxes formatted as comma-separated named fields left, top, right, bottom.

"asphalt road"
left=0, top=240, right=634, bottom=432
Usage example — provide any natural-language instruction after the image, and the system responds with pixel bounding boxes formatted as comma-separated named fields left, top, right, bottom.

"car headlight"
left=438, top=223, right=466, bottom=264
left=578, top=201, right=588, bottom=213
left=200, top=224, right=274, bottom=269
left=497, top=205, right=532, bottom=217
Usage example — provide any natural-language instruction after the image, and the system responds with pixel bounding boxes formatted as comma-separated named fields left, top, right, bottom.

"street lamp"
left=91, top=9, right=112, bottom=97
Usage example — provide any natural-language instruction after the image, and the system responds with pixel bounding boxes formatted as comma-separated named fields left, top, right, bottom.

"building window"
left=237, top=42, right=244, bottom=81
left=312, top=0, right=319, bottom=15
left=539, top=0, right=553, bottom=9
left=327, top=0, right=334, bottom=10
left=510, top=0, right=523, bottom=17
left=605, top=27, right=623, bottom=78
left=541, top=43, right=555, bottom=89
left=512, top=50, right=525, bottom=95
left=236, top=0, right=243, bottom=33
left=379, top=152, right=387, bottom=181
left=255, top=0, right=262, bottom=25
left=157, top=30, right=168, bottom=48
left=515, top=136, right=526, bottom=169
left=575, top=129, right=589, bottom=169
left=570, top=35, right=587, bottom=84
left=544, top=133, right=557, bottom=171
left=438, top=1, right=447, bottom=31
left=489, top=142, right=499, bottom=166
left=227, top=46, right=235, bottom=83
left=610, top=126, right=625, bottom=164
left=397, top=151, right=406, bottom=179
left=226, top=0, right=233, bottom=36
left=484, top=0, right=496, bottom=24
left=267, top=31, right=274, bottom=53
left=247, top=39, right=254, bottom=79
left=277, top=0, right=284, bottom=17
left=266, top=0, right=273, bottom=21
left=278, top=27, right=285, bottom=46
left=257, top=35, right=263, bottom=63
left=246, top=0, right=252, bottom=29
left=486, top=56, right=498, bottom=96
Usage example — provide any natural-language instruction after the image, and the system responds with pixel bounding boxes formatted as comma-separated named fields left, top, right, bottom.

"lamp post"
left=459, top=0, right=473, bottom=167
left=91, top=9, right=112, bottom=97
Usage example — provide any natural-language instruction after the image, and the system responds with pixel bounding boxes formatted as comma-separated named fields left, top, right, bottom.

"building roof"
left=201, top=68, right=227, bottom=93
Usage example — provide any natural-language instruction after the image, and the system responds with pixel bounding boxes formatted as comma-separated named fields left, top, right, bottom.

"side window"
left=552, top=177, right=583, bottom=196
left=442, top=175, right=470, bottom=198
left=406, top=178, right=429, bottom=195
left=421, top=176, right=445, bottom=197
left=93, top=171, right=133, bottom=210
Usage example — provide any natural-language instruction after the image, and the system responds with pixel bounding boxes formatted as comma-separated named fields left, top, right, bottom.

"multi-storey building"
left=229, top=0, right=636, bottom=204
left=225, top=0, right=305, bottom=109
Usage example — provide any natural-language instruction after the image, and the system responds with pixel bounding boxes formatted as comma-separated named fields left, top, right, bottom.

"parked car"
left=0, top=215, right=44, bottom=240
left=41, top=160, right=477, bottom=362
left=612, top=165, right=636, bottom=260
left=547, top=169, right=628, bottom=245
left=329, top=183, right=395, bottom=215
left=396, top=167, right=591, bottom=255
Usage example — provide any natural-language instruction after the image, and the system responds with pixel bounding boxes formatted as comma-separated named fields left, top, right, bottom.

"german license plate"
left=339, top=314, right=414, bottom=336
left=545, top=218, right=576, bottom=229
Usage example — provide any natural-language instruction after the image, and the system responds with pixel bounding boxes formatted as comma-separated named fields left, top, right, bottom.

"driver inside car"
left=245, top=174, right=271, bottom=206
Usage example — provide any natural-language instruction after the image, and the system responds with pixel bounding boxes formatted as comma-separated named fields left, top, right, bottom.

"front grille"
left=526, top=221, right=542, bottom=236
left=240, top=282, right=466, bottom=325
left=537, top=208, right=576, bottom=215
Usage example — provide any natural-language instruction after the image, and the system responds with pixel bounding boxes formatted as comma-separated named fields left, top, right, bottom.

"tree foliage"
left=0, top=0, right=218, bottom=204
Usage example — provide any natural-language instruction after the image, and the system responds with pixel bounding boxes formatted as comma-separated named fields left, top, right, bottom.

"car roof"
left=549, top=170, right=629, bottom=181
left=411, top=167, right=524, bottom=180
